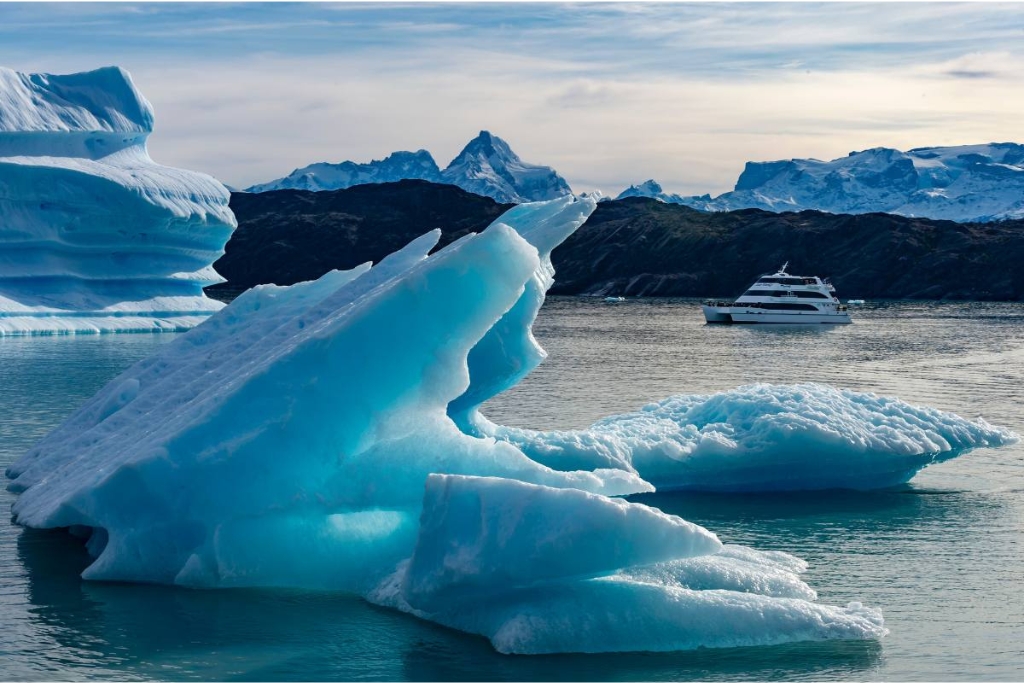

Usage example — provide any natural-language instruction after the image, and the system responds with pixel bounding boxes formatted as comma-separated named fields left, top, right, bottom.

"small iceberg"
left=12, top=193, right=1012, bottom=653
left=604, top=296, right=626, bottom=302
left=479, top=383, right=1017, bottom=492
left=848, top=299, right=866, bottom=305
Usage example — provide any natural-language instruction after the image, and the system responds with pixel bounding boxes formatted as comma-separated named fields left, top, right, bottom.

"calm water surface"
left=2, top=299, right=1023, bottom=680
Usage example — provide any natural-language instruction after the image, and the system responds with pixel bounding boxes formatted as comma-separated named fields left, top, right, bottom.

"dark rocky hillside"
left=208, top=180, right=512, bottom=297
left=550, top=198, right=1024, bottom=299
left=210, top=181, right=1024, bottom=301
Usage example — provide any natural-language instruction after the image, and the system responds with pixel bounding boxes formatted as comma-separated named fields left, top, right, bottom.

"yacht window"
left=745, top=302, right=820, bottom=311
left=743, top=290, right=829, bottom=299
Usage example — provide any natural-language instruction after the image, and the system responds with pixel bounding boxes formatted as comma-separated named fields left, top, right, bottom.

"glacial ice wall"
left=480, top=383, right=1017, bottom=491
left=7, top=195, right=898, bottom=653
left=0, top=66, right=235, bottom=336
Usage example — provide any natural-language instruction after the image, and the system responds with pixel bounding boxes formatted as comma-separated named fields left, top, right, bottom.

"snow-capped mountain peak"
left=614, top=179, right=713, bottom=208
left=617, top=179, right=669, bottom=200
left=440, top=130, right=572, bottom=203
left=456, top=129, right=507, bottom=157
left=246, top=149, right=441, bottom=193
left=617, top=142, right=1024, bottom=222
left=246, top=131, right=573, bottom=203
left=716, top=143, right=1024, bottom=221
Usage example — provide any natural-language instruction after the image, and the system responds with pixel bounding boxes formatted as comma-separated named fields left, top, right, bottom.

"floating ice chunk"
left=0, top=66, right=234, bottom=336
left=485, top=383, right=1018, bottom=491
left=370, top=475, right=886, bottom=655
left=401, top=474, right=721, bottom=610
left=479, top=580, right=887, bottom=655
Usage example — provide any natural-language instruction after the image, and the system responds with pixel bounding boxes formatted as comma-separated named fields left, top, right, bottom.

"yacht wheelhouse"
left=702, top=263, right=851, bottom=324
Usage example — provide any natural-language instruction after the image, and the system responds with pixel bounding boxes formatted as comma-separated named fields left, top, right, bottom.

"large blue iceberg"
left=9, top=193, right=1014, bottom=653
left=0, top=66, right=235, bottom=336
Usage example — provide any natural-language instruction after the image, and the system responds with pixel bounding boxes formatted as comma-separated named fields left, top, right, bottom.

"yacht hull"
left=703, top=306, right=851, bottom=325
left=702, top=306, right=733, bottom=323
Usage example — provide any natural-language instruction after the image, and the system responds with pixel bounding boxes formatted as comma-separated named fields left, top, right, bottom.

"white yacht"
left=702, top=263, right=851, bottom=324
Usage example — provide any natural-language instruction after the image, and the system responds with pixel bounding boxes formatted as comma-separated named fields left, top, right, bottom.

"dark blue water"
left=2, top=299, right=1023, bottom=680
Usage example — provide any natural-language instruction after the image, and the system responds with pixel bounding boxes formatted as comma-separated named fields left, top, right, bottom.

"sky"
left=2, top=2, right=1024, bottom=195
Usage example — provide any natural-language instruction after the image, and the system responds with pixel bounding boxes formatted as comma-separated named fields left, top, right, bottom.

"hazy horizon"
left=3, top=2, right=1023, bottom=196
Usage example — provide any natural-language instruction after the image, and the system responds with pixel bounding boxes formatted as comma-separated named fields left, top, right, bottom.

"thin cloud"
left=3, top=2, right=1024, bottom=196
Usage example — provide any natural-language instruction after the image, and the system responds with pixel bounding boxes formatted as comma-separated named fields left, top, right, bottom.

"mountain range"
left=617, top=143, right=1024, bottom=223
left=250, top=137, right=1024, bottom=222
left=246, top=131, right=570, bottom=204
left=209, top=180, right=1024, bottom=302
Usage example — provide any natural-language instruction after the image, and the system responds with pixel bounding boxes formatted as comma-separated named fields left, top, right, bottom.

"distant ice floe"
left=17, top=192, right=1019, bottom=653
left=480, top=383, right=1018, bottom=491
left=0, top=66, right=235, bottom=336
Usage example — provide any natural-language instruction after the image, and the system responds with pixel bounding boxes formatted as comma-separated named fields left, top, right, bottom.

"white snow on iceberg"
left=480, top=383, right=1017, bottom=492
left=0, top=66, right=235, bottom=336
left=6, top=194, right=904, bottom=653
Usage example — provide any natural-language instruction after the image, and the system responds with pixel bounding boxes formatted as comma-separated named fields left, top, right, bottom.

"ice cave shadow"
left=17, top=527, right=883, bottom=682
left=632, top=486, right=927, bottom=520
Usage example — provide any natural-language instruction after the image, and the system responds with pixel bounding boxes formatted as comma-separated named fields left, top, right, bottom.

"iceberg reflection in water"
left=7, top=196, right=1015, bottom=655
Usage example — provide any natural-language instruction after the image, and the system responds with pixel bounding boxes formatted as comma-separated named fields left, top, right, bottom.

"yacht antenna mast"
left=780, top=261, right=789, bottom=274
